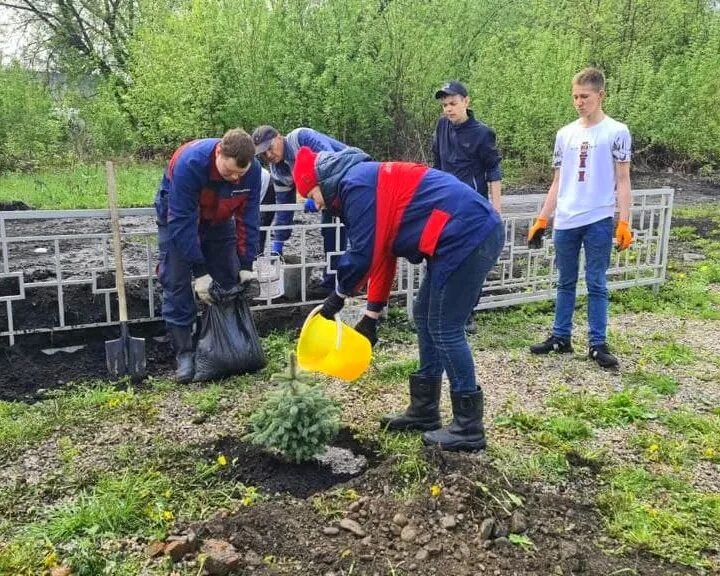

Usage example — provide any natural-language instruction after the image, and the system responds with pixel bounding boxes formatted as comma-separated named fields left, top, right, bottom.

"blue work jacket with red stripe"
left=154, top=138, right=261, bottom=269
left=315, top=148, right=502, bottom=311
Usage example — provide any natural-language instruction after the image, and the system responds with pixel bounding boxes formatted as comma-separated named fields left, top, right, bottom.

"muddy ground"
left=0, top=169, right=717, bottom=575
left=175, top=451, right=696, bottom=576
left=2, top=168, right=716, bottom=402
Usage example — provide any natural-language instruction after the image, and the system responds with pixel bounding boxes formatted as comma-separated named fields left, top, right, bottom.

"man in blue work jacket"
left=433, top=81, right=504, bottom=332
left=154, top=128, right=262, bottom=382
left=252, top=125, right=353, bottom=295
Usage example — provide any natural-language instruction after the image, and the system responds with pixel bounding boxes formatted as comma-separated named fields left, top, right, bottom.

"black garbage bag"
left=193, top=282, right=266, bottom=382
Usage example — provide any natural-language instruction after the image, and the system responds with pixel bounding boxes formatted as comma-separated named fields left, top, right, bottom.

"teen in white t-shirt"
left=527, top=68, right=633, bottom=369
left=553, top=117, right=631, bottom=229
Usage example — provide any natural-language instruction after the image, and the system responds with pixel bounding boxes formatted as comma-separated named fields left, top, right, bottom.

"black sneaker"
left=465, top=315, right=478, bottom=335
left=589, top=344, right=619, bottom=369
left=530, top=335, right=573, bottom=355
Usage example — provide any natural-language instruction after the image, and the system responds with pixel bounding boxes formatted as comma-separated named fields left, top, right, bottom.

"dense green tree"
left=0, top=64, right=65, bottom=171
left=1, top=0, right=719, bottom=170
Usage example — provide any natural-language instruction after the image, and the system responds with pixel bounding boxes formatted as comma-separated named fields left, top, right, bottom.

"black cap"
left=434, top=81, right=468, bottom=99
left=252, top=125, right=279, bottom=155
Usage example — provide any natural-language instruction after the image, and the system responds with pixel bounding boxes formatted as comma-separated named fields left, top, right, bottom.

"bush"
left=0, top=64, right=67, bottom=172
left=246, top=354, right=341, bottom=463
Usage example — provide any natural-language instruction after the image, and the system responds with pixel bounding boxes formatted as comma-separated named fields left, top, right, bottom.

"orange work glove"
left=615, top=220, right=633, bottom=251
left=527, top=217, right=548, bottom=249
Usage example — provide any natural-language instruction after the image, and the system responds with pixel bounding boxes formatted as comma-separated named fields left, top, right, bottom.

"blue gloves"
left=271, top=240, right=284, bottom=255
left=304, top=198, right=318, bottom=213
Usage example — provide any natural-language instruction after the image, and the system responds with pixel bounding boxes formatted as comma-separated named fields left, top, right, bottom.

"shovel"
left=104, top=161, right=146, bottom=380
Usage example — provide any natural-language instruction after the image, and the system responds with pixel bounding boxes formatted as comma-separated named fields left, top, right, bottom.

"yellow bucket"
left=297, top=305, right=372, bottom=382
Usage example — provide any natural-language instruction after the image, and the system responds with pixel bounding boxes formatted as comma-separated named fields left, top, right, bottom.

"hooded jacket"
left=314, top=149, right=502, bottom=311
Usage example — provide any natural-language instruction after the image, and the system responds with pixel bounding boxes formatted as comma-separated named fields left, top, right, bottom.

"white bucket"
left=254, top=254, right=285, bottom=300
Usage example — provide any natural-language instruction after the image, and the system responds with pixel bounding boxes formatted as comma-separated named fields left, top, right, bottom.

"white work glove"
left=239, top=270, right=257, bottom=284
left=193, top=274, right=214, bottom=305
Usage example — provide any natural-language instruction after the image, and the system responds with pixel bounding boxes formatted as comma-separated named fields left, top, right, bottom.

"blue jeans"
left=413, top=223, right=504, bottom=392
left=157, top=220, right=239, bottom=327
left=552, top=217, right=613, bottom=346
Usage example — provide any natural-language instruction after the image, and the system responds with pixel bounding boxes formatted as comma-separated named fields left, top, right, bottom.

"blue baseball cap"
left=434, top=81, right=468, bottom=99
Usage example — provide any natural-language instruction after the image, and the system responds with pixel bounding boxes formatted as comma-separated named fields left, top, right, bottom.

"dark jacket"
left=432, top=109, right=502, bottom=198
left=154, top=138, right=261, bottom=269
left=315, top=148, right=501, bottom=310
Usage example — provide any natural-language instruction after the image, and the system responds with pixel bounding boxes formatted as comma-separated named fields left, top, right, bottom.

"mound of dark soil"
left=203, top=428, right=378, bottom=499
left=183, top=452, right=698, bottom=575
left=0, top=332, right=175, bottom=402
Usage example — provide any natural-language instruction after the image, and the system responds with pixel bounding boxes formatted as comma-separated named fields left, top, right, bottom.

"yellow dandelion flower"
left=43, top=551, right=59, bottom=567
left=162, top=510, right=174, bottom=521
left=703, top=447, right=716, bottom=459
left=648, top=444, right=659, bottom=453
left=217, top=454, right=228, bottom=467
left=430, top=484, right=442, bottom=497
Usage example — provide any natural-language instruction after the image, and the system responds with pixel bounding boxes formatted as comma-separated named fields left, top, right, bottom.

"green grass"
left=372, top=358, right=419, bottom=383
left=261, top=330, right=296, bottom=376
left=474, top=302, right=555, bottom=350
left=0, top=401, right=53, bottom=457
left=0, top=163, right=162, bottom=209
left=375, top=430, right=429, bottom=493
left=0, top=384, right=157, bottom=457
left=611, top=227, right=720, bottom=320
left=629, top=431, right=695, bottom=467
left=0, top=470, right=172, bottom=575
left=670, top=225, right=699, bottom=241
left=641, top=336, right=696, bottom=366
left=598, top=466, right=720, bottom=568
left=622, top=370, right=679, bottom=396
left=183, top=383, right=224, bottom=415
left=660, top=410, right=720, bottom=463
left=489, top=443, right=570, bottom=483
left=547, top=385, right=658, bottom=427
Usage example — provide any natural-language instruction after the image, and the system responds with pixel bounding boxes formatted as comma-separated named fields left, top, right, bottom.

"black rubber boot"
left=167, top=324, right=194, bottom=383
left=381, top=373, right=442, bottom=432
left=422, top=388, right=486, bottom=451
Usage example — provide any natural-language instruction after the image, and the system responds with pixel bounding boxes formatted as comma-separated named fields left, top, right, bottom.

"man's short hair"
left=219, top=128, right=255, bottom=167
left=573, top=67, right=605, bottom=92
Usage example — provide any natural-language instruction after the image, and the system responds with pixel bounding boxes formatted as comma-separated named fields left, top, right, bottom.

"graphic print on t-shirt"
left=578, top=141, right=590, bottom=182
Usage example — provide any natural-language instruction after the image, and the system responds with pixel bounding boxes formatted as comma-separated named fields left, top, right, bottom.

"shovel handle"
left=303, top=305, right=344, bottom=350
left=106, top=161, right=128, bottom=323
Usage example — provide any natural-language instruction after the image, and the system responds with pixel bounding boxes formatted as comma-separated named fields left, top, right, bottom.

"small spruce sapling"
left=246, top=352, right=341, bottom=463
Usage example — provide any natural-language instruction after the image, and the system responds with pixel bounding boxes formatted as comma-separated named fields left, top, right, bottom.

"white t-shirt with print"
left=552, top=116, right=631, bottom=230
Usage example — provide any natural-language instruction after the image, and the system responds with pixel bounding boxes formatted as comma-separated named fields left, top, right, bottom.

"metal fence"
left=0, top=188, right=673, bottom=345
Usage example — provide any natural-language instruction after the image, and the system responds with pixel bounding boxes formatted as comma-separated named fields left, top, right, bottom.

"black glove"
left=240, top=278, right=261, bottom=300
left=354, top=315, right=378, bottom=346
left=320, top=291, right=345, bottom=320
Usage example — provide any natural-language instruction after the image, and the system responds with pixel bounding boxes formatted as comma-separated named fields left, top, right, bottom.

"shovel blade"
left=105, top=335, right=146, bottom=380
